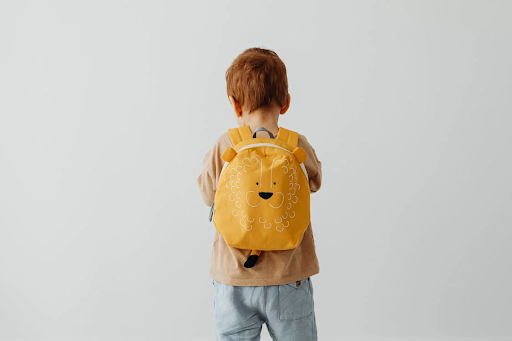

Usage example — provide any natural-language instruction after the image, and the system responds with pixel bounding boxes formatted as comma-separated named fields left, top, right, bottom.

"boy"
left=197, top=47, right=322, bottom=341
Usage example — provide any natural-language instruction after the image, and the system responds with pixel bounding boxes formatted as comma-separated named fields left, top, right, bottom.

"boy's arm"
left=197, top=133, right=231, bottom=206
left=298, top=135, right=322, bottom=193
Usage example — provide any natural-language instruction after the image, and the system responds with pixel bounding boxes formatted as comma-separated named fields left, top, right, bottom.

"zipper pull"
left=208, top=201, right=215, bottom=222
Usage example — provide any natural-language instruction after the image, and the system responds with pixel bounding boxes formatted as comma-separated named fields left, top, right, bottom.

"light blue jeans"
left=212, top=277, right=317, bottom=341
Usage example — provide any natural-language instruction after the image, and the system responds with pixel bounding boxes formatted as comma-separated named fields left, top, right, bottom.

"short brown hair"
left=226, top=47, right=288, bottom=114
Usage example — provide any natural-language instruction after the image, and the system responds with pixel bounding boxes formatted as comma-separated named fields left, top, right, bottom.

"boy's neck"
left=242, top=108, right=280, bottom=137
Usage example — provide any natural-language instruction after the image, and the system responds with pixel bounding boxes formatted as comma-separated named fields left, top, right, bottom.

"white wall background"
left=1, top=1, right=511, bottom=340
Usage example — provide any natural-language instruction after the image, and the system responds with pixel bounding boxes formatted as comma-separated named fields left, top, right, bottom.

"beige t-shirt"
left=197, top=130, right=322, bottom=286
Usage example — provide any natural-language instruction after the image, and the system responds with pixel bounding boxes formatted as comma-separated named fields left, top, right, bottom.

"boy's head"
left=226, top=48, right=290, bottom=125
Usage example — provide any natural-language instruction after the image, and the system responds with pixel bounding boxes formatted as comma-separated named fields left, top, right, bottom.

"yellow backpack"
left=209, top=126, right=310, bottom=268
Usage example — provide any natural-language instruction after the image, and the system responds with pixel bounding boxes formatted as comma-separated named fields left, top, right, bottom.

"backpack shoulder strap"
left=276, top=127, right=299, bottom=149
left=228, top=126, right=252, bottom=146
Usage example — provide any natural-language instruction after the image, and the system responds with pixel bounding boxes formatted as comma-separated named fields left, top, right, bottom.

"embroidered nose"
left=258, top=192, right=273, bottom=200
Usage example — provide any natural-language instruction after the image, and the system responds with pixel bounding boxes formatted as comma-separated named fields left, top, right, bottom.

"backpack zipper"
left=220, top=143, right=308, bottom=180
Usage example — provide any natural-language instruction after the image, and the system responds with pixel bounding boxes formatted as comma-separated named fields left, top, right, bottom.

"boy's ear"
left=280, top=93, right=291, bottom=115
left=229, top=95, right=243, bottom=118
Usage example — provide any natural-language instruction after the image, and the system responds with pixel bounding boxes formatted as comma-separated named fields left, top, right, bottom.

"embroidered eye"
left=256, top=182, right=259, bottom=185
left=274, top=182, right=276, bottom=185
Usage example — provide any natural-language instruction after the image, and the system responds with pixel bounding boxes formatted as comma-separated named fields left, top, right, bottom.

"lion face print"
left=223, top=149, right=305, bottom=233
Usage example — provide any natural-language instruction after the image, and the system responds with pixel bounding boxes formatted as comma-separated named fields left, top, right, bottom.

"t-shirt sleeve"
left=197, top=132, right=232, bottom=206
left=298, top=135, right=322, bottom=193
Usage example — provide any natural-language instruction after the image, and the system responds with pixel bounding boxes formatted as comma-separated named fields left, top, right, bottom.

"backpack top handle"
left=252, top=127, right=275, bottom=139
left=228, top=126, right=299, bottom=149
